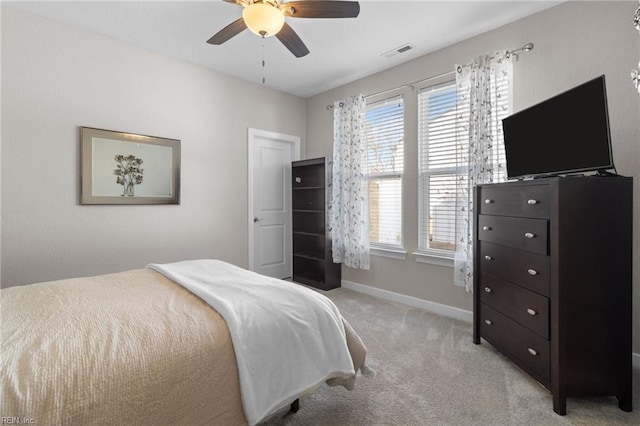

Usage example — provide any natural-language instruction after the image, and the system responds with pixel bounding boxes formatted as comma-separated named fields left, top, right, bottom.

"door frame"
left=247, top=128, right=301, bottom=275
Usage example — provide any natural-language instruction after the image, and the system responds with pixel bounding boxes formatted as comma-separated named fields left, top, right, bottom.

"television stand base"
left=597, top=169, right=621, bottom=177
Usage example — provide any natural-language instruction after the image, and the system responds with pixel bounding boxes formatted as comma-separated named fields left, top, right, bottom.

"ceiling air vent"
left=381, top=43, right=415, bottom=59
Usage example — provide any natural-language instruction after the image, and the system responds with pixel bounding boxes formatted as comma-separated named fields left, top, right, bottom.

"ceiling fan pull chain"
left=262, top=38, right=266, bottom=85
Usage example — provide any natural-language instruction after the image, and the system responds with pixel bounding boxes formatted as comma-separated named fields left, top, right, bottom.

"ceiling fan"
left=207, top=0, right=360, bottom=58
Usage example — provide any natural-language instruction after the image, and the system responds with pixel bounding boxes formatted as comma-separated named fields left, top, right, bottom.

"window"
left=364, top=95, right=404, bottom=250
left=418, top=74, right=509, bottom=259
left=417, top=82, right=459, bottom=257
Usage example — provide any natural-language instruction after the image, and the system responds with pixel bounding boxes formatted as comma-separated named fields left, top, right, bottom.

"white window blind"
left=365, top=95, right=404, bottom=248
left=418, top=72, right=510, bottom=256
left=418, top=82, right=459, bottom=254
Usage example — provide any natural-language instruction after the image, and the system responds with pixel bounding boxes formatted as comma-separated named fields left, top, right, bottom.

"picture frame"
left=80, top=127, right=180, bottom=205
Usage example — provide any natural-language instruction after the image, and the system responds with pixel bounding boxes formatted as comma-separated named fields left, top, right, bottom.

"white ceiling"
left=6, top=0, right=562, bottom=98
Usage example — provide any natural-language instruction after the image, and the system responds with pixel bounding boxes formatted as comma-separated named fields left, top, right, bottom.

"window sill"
left=414, top=251, right=454, bottom=268
left=371, top=246, right=407, bottom=260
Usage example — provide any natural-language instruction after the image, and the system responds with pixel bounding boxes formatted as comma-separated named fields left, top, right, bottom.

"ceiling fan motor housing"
left=209, top=0, right=361, bottom=58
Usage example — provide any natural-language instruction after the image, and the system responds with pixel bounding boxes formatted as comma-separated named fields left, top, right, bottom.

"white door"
left=248, top=129, right=300, bottom=278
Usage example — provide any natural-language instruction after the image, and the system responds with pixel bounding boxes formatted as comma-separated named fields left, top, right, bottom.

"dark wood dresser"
left=473, top=176, right=632, bottom=415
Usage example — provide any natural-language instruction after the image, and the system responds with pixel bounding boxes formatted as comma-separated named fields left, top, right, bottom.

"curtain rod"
left=326, top=42, right=534, bottom=110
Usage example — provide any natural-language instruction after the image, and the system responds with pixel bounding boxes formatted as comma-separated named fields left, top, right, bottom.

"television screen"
left=502, top=75, right=614, bottom=179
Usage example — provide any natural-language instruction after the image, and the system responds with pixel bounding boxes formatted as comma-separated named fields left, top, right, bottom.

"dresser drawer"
left=478, top=215, right=548, bottom=255
left=480, top=273, right=549, bottom=339
left=480, top=303, right=550, bottom=382
left=479, top=241, right=550, bottom=296
left=479, top=184, right=549, bottom=219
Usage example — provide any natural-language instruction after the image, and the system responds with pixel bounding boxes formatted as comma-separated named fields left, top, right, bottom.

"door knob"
left=253, top=217, right=263, bottom=223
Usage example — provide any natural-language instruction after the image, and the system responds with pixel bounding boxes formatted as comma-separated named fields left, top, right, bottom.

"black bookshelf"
left=291, top=157, right=341, bottom=290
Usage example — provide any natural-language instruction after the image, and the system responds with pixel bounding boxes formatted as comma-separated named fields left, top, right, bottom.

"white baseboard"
left=341, top=279, right=473, bottom=323
left=341, top=279, right=640, bottom=369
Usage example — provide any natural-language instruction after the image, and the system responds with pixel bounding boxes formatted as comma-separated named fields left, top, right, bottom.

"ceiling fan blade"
left=276, top=22, right=310, bottom=58
left=207, top=18, right=247, bottom=45
left=282, top=1, right=360, bottom=19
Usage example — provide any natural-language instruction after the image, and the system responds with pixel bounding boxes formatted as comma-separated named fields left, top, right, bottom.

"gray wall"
left=1, top=7, right=306, bottom=286
left=304, top=1, right=640, bottom=351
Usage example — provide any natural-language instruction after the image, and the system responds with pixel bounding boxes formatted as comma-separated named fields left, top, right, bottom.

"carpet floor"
left=261, top=287, right=640, bottom=425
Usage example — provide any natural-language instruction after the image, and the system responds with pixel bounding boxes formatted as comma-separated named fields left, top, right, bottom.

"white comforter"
left=148, top=260, right=355, bottom=426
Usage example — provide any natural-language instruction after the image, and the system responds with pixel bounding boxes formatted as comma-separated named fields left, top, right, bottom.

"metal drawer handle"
left=483, top=226, right=492, bottom=231
left=527, top=348, right=539, bottom=356
left=485, top=255, right=493, bottom=261
left=485, top=319, right=493, bottom=325
left=484, top=286, right=492, bottom=293
left=527, top=199, right=539, bottom=205
left=527, top=269, right=538, bottom=276
left=527, top=308, right=537, bottom=316
left=484, top=199, right=493, bottom=204
left=524, top=232, right=535, bottom=239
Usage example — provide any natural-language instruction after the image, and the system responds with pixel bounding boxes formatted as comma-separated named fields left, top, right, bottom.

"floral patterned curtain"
left=330, top=94, right=370, bottom=269
left=632, top=1, right=640, bottom=93
left=453, top=52, right=512, bottom=291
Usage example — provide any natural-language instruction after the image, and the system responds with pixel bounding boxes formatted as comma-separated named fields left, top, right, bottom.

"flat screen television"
left=502, top=75, right=614, bottom=179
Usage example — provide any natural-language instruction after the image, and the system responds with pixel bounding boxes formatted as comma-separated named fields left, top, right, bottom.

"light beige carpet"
left=262, top=287, right=639, bottom=425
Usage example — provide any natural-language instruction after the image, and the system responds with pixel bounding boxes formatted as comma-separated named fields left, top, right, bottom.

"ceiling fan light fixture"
left=242, top=2, right=285, bottom=38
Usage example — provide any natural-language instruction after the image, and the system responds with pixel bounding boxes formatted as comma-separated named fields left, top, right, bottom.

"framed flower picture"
left=80, top=127, right=180, bottom=205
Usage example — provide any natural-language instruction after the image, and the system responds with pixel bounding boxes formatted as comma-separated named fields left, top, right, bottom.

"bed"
left=0, top=259, right=366, bottom=425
